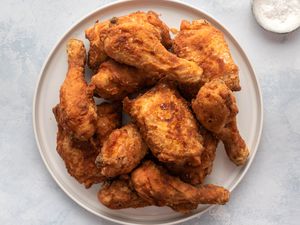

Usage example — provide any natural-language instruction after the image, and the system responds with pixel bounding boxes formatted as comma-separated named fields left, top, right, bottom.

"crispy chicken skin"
left=123, top=82, right=204, bottom=166
left=103, top=22, right=203, bottom=86
left=173, top=20, right=240, bottom=98
left=131, top=161, right=230, bottom=212
left=166, top=126, right=218, bottom=185
left=192, top=79, right=249, bottom=166
left=94, top=102, right=122, bottom=147
left=53, top=105, right=104, bottom=188
left=95, top=123, right=148, bottom=178
left=91, top=59, right=163, bottom=100
left=85, top=11, right=172, bottom=72
left=98, top=175, right=151, bottom=209
left=57, top=39, right=97, bottom=140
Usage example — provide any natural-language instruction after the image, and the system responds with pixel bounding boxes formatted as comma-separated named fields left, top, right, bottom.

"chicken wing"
left=98, top=175, right=151, bottom=209
left=53, top=105, right=103, bottom=188
left=103, top=22, right=203, bottom=86
left=95, top=123, right=147, bottom=178
left=192, top=79, right=249, bottom=166
left=91, top=59, right=163, bottom=100
left=85, top=11, right=172, bottom=72
left=94, top=102, right=122, bottom=147
left=166, top=126, right=218, bottom=185
left=173, top=20, right=240, bottom=99
left=131, top=161, right=230, bottom=213
left=123, top=82, right=204, bottom=166
left=56, top=39, right=97, bottom=140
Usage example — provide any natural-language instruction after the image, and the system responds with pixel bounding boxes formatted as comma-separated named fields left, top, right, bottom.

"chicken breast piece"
left=192, top=79, right=249, bottom=166
left=123, top=82, right=204, bottom=166
left=166, top=126, right=218, bottom=185
left=91, top=59, right=163, bottom=100
left=103, top=22, right=203, bottom=86
left=85, top=11, right=171, bottom=72
left=98, top=175, right=151, bottom=209
left=173, top=20, right=240, bottom=99
left=131, top=161, right=230, bottom=213
left=56, top=39, right=97, bottom=140
left=95, top=123, right=148, bottom=178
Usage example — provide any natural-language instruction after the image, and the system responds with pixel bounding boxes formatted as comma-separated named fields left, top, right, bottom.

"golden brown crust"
left=166, top=126, right=218, bottom=185
left=192, top=79, right=249, bottom=166
left=95, top=123, right=148, bottom=178
left=173, top=20, right=240, bottom=98
left=131, top=161, right=230, bottom=212
left=85, top=11, right=171, bottom=72
left=123, top=82, right=203, bottom=166
left=98, top=175, right=151, bottom=209
left=104, top=22, right=203, bottom=86
left=57, top=39, right=97, bottom=140
left=91, top=59, right=163, bottom=100
left=94, top=102, right=122, bottom=147
left=55, top=125, right=105, bottom=188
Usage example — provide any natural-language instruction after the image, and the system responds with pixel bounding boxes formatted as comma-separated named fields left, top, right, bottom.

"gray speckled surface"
left=0, top=0, right=299, bottom=224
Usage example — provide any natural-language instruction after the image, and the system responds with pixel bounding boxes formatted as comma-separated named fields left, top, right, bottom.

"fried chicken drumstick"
left=131, top=161, right=230, bottom=212
left=173, top=20, right=240, bottom=98
left=103, top=22, right=203, bottom=86
left=192, top=79, right=249, bottom=166
left=95, top=123, right=147, bottom=178
left=85, top=11, right=172, bottom=72
left=56, top=39, right=97, bottom=140
left=124, top=82, right=204, bottom=166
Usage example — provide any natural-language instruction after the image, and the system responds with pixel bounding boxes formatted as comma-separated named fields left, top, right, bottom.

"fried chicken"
left=52, top=101, right=120, bottom=188
left=98, top=175, right=151, bottom=209
left=103, top=22, right=203, bottom=86
left=166, top=126, right=218, bottom=185
left=173, top=20, right=240, bottom=99
left=56, top=39, right=97, bottom=140
left=53, top=104, right=104, bottom=188
left=95, top=123, right=148, bottom=178
left=131, top=161, right=230, bottom=212
left=124, top=82, right=204, bottom=166
left=91, top=59, right=163, bottom=100
left=85, top=11, right=172, bottom=72
left=94, top=102, right=122, bottom=147
left=192, top=79, right=249, bottom=166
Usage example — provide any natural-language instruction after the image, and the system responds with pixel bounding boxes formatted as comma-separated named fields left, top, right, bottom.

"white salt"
left=253, top=0, right=300, bottom=33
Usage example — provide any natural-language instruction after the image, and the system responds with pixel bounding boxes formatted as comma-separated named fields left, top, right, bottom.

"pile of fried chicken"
left=53, top=11, right=249, bottom=213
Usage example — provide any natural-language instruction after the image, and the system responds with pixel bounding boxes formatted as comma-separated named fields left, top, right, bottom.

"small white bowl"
left=252, top=0, right=300, bottom=33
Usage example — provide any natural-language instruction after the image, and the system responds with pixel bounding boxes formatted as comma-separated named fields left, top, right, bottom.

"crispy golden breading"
left=96, top=123, right=147, bottom=178
left=98, top=175, right=151, bottom=209
left=173, top=20, right=240, bottom=98
left=94, top=102, right=122, bottom=147
left=166, top=126, right=218, bottom=185
left=85, top=11, right=171, bottom=72
left=131, top=161, right=230, bottom=213
left=103, top=22, right=203, bottom=86
left=91, top=59, right=163, bottom=100
left=51, top=105, right=104, bottom=188
left=124, top=82, right=204, bottom=166
left=57, top=39, right=97, bottom=140
left=192, top=79, right=249, bottom=166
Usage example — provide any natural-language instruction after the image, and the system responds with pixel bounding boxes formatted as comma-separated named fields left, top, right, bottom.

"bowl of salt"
left=252, top=0, right=300, bottom=33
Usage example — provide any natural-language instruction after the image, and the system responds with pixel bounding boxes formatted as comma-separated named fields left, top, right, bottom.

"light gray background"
left=0, top=0, right=299, bottom=224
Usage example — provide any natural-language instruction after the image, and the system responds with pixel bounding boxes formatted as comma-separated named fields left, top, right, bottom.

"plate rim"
left=32, top=0, right=264, bottom=224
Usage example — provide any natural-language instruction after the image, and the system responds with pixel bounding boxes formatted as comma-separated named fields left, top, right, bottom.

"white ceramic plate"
left=33, top=0, right=263, bottom=224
